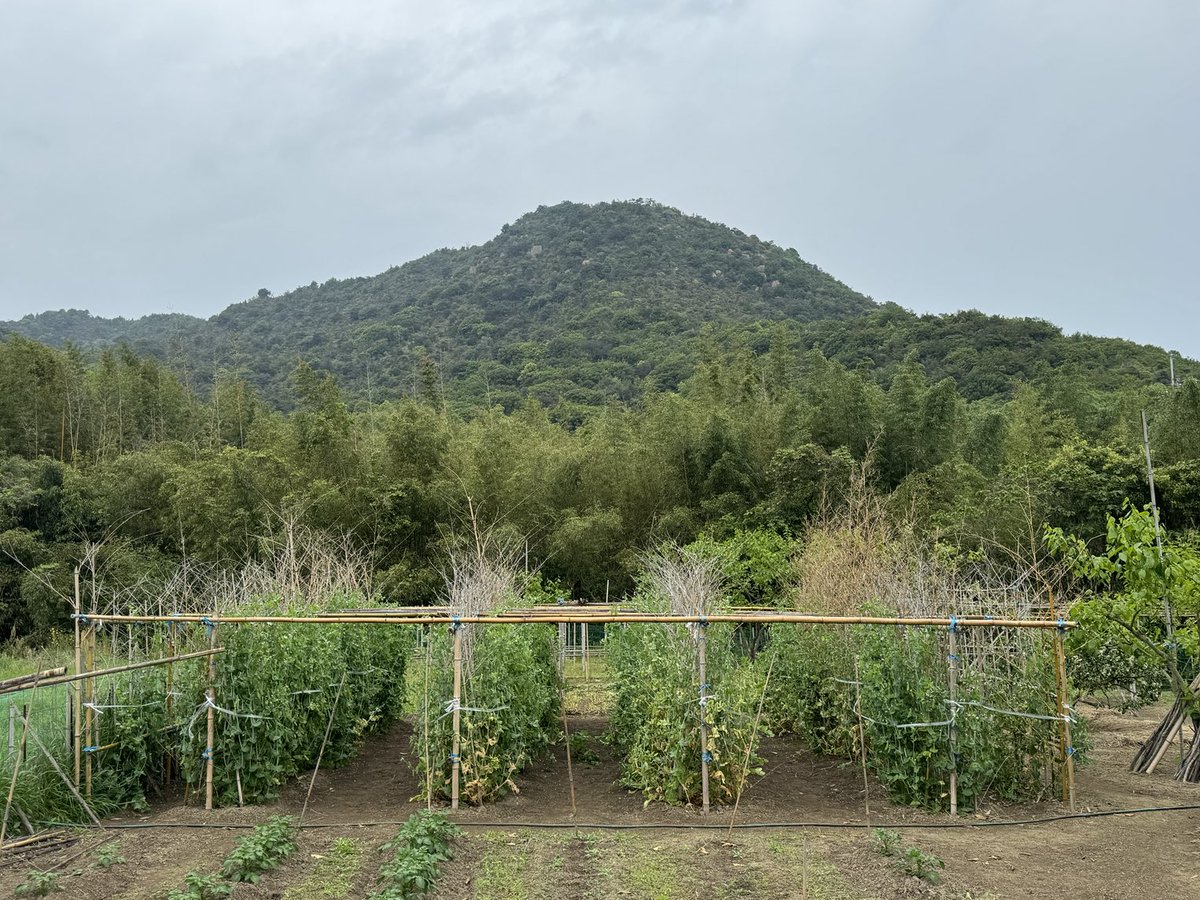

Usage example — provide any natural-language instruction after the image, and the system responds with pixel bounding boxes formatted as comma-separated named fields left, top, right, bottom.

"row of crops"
left=0, top=585, right=1082, bottom=829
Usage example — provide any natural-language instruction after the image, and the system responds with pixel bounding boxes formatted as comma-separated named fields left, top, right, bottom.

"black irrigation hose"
left=32, top=803, right=1200, bottom=835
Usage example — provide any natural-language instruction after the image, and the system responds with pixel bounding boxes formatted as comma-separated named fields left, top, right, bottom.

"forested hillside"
left=4, top=200, right=1186, bottom=411
left=2, top=327, right=1199, bottom=641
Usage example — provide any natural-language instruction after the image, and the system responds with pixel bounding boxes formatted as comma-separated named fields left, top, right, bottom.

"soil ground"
left=1, top=685, right=1197, bottom=899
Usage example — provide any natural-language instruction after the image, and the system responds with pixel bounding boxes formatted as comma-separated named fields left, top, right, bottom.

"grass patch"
left=283, top=837, right=364, bottom=899
left=475, top=832, right=533, bottom=900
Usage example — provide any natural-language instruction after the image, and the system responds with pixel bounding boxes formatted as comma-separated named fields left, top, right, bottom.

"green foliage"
left=770, top=625, right=1082, bottom=811
left=416, top=623, right=560, bottom=804
left=173, top=611, right=409, bottom=806
left=166, top=871, right=232, bottom=900
left=91, top=842, right=126, bottom=868
left=608, top=605, right=768, bottom=806
left=898, top=846, right=945, bottom=883
left=1048, top=505, right=1200, bottom=701
left=870, top=828, right=901, bottom=857
left=370, top=811, right=461, bottom=899
left=13, top=870, right=61, bottom=897
left=220, top=815, right=298, bottom=883
left=568, top=730, right=600, bottom=766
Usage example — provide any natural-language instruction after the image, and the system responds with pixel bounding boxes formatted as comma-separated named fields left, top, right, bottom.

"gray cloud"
left=0, top=0, right=1197, bottom=356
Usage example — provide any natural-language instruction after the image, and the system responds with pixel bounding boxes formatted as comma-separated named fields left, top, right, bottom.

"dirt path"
left=0, top=702, right=1196, bottom=898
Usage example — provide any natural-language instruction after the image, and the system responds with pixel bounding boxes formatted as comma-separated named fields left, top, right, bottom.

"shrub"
left=415, top=621, right=560, bottom=804
left=370, top=811, right=461, bottom=899
left=220, top=815, right=298, bottom=883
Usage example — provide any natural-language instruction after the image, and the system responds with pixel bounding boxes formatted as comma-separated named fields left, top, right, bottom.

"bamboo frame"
left=698, top=625, right=710, bottom=814
left=1052, top=628, right=1076, bottom=812
left=73, top=613, right=1076, bottom=628
left=205, top=624, right=217, bottom=811
left=948, top=624, right=959, bottom=816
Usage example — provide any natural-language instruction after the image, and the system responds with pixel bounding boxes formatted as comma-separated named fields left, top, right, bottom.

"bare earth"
left=1, top=701, right=1197, bottom=899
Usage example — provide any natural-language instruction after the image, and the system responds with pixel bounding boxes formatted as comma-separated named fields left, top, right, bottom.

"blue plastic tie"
left=702, top=751, right=713, bottom=763
left=1066, top=746, right=1076, bottom=757
left=449, top=615, right=462, bottom=634
left=697, top=615, right=708, bottom=628
left=449, top=753, right=460, bottom=763
left=83, top=745, right=100, bottom=754
left=948, top=615, right=958, bottom=633
left=77, top=614, right=91, bottom=625
left=947, top=654, right=959, bottom=662
left=1056, top=618, right=1066, bottom=632
left=200, top=616, right=216, bottom=636
left=557, top=597, right=565, bottom=606
left=201, top=747, right=213, bottom=760
left=700, top=682, right=711, bottom=693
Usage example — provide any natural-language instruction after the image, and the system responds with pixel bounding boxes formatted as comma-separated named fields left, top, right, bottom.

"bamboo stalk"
left=301, top=671, right=347, bottom=822
left=0, top=669, right=67, bottom=693
left=205, top=624, right=217, bottom=812
left=1052, top=628, right=1075, bottom=812
left=451, top=626, right=463, bottom=811
left=698, top=624, right=710, bottom=814
left=73, top=567, right=81, bottom=791
left=25, top=720, right=103, bottom=828
left=0, top=649, right=226, bottom=697
left=0, top=706, right=33, bottom=844
left=948, top=624, right=959, bottom=817
left=854, top=656, right=870, bottom=824
left=84, top=625, right=94, bottom=799
left=73, top=613, right=1077, bottom=628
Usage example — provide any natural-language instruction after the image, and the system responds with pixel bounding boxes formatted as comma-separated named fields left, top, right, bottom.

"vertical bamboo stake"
left=205, top=623, right=217, bottom=812
left=947, top=621, right=959, bottom=816
left=853, top=656, right=870, bottom=823
left=423, top=626, right=432, bottom=811
left=165, top=623, right=175, bottom=786
left=73, top=567, right=82, bottom=790
left=582, top=621, right=589, bottom=678
left=1052, top=626, right=1076, bottom=812
left=7, top=705, right=13, bottom=756
left=84, top=624, right=95, bottom=799
left=697, top=622, right=710, bottom=814
left=450, top=625, right=463, bottom=811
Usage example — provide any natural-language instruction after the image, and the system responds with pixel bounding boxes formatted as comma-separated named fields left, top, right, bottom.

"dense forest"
left=2, top=323, right=1198, bottom=642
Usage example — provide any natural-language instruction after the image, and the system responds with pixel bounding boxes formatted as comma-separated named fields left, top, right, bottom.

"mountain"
left=2, top=200, right=874, bottom=409
left=1, top=199, right=1186, bottom=409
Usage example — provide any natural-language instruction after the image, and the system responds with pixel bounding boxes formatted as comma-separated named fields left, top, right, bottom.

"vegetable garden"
left=0, top=526, right=1102, bottom=898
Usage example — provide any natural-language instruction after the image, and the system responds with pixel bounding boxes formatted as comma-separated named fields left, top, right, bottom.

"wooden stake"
left=165, top=621, right=175, bottom=787
left=853, top=657, right=870, bottom=824
left=84, top=624, right=95, bottom=799
left=451, top=625, right=463, bottom=811
left=1052, top=627, right=1076, bottom=812
left=948, top=623, right=959, bottom=817
left=205, top=623, right=217, bottom=812
left=697, top=623, right=710, bottom=814
left=73, top=567, right=82, bottom=791
left=301, top=671, right=347, bottom=822
left=423, top=626, right=432, bottom=811
left=560, top=681, right=577, bottom=819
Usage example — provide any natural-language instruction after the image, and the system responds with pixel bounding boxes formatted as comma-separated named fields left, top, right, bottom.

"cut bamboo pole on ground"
left=450, top=625, right=463, bottom=811
left=0, top=669, right=66, bottom=693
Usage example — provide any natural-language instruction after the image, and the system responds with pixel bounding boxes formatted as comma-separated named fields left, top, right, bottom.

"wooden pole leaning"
left=947, top=619, right=960, bottom=817
left=205, top=622, right=218, bottom=812
left=697, top=620, right=711, bottom=814
left=450, top=623, right=464, bottom=811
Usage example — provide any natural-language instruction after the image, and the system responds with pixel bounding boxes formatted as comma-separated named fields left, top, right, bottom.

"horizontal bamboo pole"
left=0, top=649, right=225, bottom=697
left=74, top=613, right=1075, bottom=629
left=0, top=668, right=66, bottom=692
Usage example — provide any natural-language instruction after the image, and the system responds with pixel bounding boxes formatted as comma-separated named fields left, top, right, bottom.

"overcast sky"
left=1, top=0, right=1197, bottom=356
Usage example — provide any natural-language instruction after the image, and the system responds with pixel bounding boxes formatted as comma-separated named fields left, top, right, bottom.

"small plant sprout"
left=14, top=870, right=61, bottom=898
left=93, top=842, right=126, bottom=868
left=870, top=827, right=901, bottom=857
left=899, top=846, right=946, bottom=883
